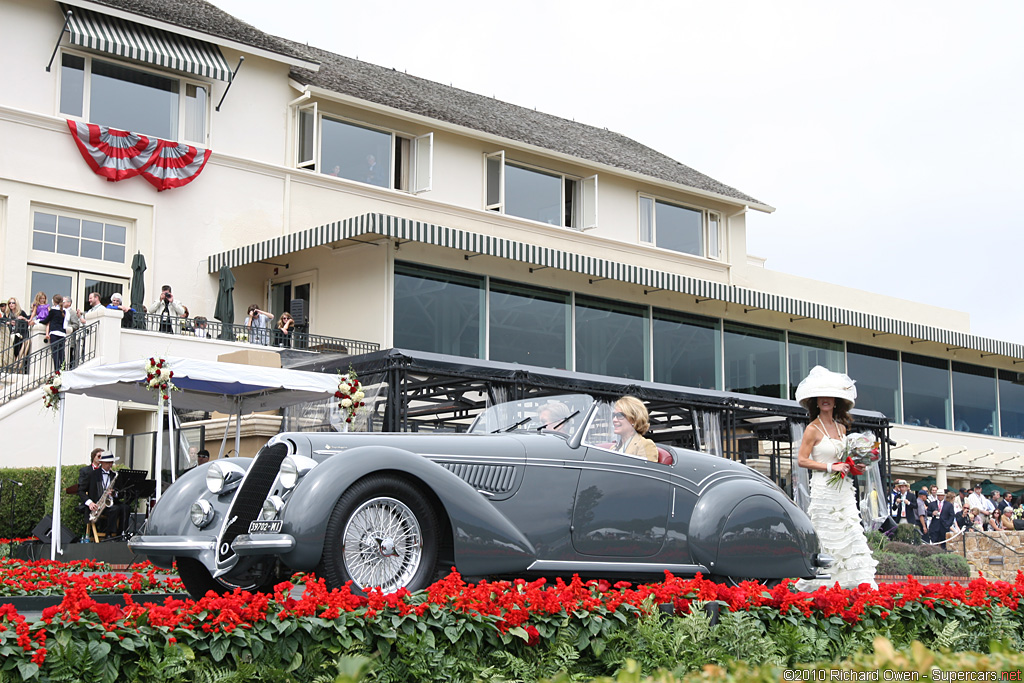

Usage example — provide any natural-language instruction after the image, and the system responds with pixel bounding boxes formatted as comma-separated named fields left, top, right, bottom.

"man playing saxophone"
left=84, top=451, right=129, bottom=538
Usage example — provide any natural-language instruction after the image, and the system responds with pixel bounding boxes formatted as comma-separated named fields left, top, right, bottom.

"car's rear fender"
left=689, top=478, right=820, bottom=579
left=279, top=446, right=537, bottom=574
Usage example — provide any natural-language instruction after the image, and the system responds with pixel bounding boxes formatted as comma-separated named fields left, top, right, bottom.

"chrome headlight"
left=279, top=455, right=317, bottom=490
left=260, top=495, right=284, bottom=521
left=206, top=461, right=245, bottom=495
left=190, top=499, right=215, bottom=528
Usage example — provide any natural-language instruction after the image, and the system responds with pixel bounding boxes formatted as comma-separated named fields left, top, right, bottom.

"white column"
left=936, top=464, right=948, bottom=491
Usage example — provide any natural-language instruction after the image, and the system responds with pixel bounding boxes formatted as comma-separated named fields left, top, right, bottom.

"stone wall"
left=949, top=530, right=1024, bottom=581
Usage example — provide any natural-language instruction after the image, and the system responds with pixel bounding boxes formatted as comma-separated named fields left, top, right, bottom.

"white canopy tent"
left=51, top=357, right=340, bottom=559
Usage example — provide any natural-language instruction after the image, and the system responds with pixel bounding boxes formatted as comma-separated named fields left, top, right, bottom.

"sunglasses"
left=612, top=411, right=627, bottom=420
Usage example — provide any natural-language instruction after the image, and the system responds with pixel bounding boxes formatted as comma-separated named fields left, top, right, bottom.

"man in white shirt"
left=967, top=484, right=992, bottom=527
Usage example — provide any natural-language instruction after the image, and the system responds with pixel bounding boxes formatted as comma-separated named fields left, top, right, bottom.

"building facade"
left=2, top=0, right=1023, bottom=494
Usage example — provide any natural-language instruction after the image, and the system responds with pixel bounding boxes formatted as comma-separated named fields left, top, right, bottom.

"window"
left=59, top=53, right=208, bottom=144
left=393, top=263, right=483, bottom=357
left=652, top=310, right=721, bottom=389
left=787, top=333, right=844, bottom=400
left=847, top=343, right=900, bottom=420
left=951, top=362, right=997, bottom=434
left=639, top=196, right=722, bottom=259
left=997, top=371, right=1024, bottom=439
left=32, top=210, right=127, bottom=264
left=488, top=281, right=570, bottom=369
left=575, top=296, right=648, bottom=380
left=296, top=103, right=432, bottom=192
left=901, top=353, right=950, bottom=429
left=723, top=322, right=785, bottom=398
left=485, top=151, right=597, bottom=229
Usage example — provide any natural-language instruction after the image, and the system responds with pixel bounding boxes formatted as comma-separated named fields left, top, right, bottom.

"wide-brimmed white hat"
left=795, top=365, right=856, bottom=411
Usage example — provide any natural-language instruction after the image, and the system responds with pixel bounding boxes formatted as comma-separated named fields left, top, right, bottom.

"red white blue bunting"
left=66, top=120, right=211, bottom=191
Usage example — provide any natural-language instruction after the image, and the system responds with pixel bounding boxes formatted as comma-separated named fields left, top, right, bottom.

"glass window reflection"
left=489, top=281, right=569, bottom=369
left=653, top=310, right=720, bottom=389
left=901, top=353, right=950, bottom=429
left=951, top=362, right=996, bottom=434
left=788, top=333, right=844, bottom=400
left=724, top=322, right=784, bottom=398
left=998, top=370, right=1024, bottom=439
left=505, top=164, right=562, bottom=225
left=655, top=201, right=702, bottom=256
left=575, top=296, right=647, bottom=380
left=91, top=59, right=178, bottom=140
left=321, top=117, right=391, bottom=187
left=846, top=343, right=900, bottom=420
left=393, top=263, right=483, bottom=357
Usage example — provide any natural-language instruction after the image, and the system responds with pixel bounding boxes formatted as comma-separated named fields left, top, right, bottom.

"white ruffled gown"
left=795, top=434, right=878, bottom=591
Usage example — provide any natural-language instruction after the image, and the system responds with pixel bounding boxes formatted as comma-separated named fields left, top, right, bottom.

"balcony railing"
left=0, top=322, right=98, bottom=406
left=131, top=313, right=379, bottom=356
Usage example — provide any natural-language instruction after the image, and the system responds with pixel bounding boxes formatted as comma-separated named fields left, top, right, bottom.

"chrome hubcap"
left=342, top=496, right=423, bottom=593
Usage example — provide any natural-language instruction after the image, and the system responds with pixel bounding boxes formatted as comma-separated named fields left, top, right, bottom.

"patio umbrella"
left=130, top=252, right=146, bottom=329
left=214, top=266, right=235, bottom=341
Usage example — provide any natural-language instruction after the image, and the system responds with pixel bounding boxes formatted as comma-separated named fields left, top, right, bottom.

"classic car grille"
left=441, top=463, right=516, bottom=494
left=218, top=443, right=288, bottom=563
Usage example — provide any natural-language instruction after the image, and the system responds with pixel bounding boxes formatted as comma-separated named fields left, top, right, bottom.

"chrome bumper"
left=128, top=535, right=216, bottom=554
left=231, top=533, right=295, bottom=556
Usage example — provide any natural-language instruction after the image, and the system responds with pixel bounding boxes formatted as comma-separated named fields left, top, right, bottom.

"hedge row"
left=0, top=466, right=87, bottom=540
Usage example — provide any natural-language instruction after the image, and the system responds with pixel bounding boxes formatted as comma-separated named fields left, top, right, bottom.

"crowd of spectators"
left=890, top=480, right=1023, bottom=545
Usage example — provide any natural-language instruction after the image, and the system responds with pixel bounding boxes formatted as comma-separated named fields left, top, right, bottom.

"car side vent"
left=442, top=463, right=516, bottom=494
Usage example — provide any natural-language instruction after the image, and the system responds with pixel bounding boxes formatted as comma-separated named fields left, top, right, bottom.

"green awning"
left=64, top=6, right=231, bottom=81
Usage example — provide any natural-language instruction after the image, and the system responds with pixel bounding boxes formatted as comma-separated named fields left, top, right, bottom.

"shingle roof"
left=74, top=0, right=313, bottom=63
left=288, top=42, right=766, bottom=207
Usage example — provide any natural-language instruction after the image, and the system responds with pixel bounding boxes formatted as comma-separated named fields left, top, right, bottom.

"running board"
left=527, top=560, right=709, bottom=575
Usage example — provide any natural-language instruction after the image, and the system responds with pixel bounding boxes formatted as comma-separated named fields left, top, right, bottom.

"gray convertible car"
left=130, top=394, right=832, bottom=597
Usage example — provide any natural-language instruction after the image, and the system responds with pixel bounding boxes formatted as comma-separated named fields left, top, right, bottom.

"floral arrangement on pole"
left=827, top=431, right=881, bottom=488
left=42, top=370, right=62, bottom=412
left=336, top=367, right=366, bottom=425
left=144, top=357, right=178, bottom=404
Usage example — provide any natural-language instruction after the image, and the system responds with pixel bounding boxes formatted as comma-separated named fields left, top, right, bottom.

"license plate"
left=248, top=520, right=282, bottom=534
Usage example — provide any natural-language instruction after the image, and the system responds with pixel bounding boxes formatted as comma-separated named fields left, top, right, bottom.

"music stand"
left=113, top=470, right=153, bottom=539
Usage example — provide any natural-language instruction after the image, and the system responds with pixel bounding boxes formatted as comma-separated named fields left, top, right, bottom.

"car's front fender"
left=279, top=446, right=537, bottom=575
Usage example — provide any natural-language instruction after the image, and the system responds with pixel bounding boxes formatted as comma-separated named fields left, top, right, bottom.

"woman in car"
left=611, top=396, right=659, bottom=462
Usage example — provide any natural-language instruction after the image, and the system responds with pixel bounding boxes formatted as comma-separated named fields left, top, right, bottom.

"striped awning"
left=64, top=6, right=232, bottom=81
left=209, top=213, right=1024, bottom=359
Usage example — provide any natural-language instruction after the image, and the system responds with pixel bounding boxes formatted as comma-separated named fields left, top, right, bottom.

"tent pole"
left=51, top=396, right=67, bottom=560
left=218, top=414, right=230, bottom=459
left=155, top=399, right=165, bottom=501
left=234, top=397, right=242, bottom=457
left=168, top=395, right=177, bottom=484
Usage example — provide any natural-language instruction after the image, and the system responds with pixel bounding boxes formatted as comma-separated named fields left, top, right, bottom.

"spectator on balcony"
left=152, top=285, right=185, bottom=334
left=87, top=292, right=104, bottom=314
left=41, top=294, right=67, bottom=371
left=193, top=316, right=209, bottom=338
left=29, top=291, right=49, bottom=325
left=245, top=305, right=273, bottom=345
left=3, top=297, right=30, bottom=371
left=275, top=312, right=295, bottom=348
left=106, top=293, right=134, bottom=329
left=180, top=306, right=195, bottom=334
left=62, top=297, right=86, bottom=367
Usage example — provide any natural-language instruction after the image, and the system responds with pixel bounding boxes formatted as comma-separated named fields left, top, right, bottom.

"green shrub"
left=892, top=522, right=924, bottom=545
left=0, top=466, right=87, bottom=540
left=932, top=552, right=970, bottom=576
left=884, top=541, right=919, bottom=555
left=865, top=530, right=888, bottom=551
left=875, top=551, right=914, bottom=576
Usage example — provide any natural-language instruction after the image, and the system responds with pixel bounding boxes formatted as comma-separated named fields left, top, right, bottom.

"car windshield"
left=469, top=394, right=593, bottom=437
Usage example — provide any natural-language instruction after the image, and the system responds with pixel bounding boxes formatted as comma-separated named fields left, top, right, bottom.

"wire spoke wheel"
left=342, top=496, right=423, bottom=593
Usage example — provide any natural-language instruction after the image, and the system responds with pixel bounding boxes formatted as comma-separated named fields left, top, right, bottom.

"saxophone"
left=89, top=470, right=118, bottom=523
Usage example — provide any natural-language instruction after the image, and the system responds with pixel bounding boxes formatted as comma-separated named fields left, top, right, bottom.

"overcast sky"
left=210, top=0, right=1024, bottom=345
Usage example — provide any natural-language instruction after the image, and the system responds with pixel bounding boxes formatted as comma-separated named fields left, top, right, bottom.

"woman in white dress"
left=794, top=366, right=878, bottom=590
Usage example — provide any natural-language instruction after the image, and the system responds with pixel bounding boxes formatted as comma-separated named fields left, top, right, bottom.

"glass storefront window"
left=652, top=309, right=720, bottom=389
left=846, top=343, right=900, bottom=420
left=951, top=362, right=997, bottom=434
left=575, top=296, right=647, bottom=380
left=393, top=263, right=484, bottom=357
left=901, top=353, right=950, bottom=429
left=489, top=281, right=569, bottom=369
left=997, top=370, right=1024, bottom=439
left=723, top=322, right=785, bottom=398
left=788, top=333, right=844, bottom=400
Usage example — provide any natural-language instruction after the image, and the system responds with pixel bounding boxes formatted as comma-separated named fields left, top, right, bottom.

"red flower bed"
left=0, top=557, right=184, bottom=597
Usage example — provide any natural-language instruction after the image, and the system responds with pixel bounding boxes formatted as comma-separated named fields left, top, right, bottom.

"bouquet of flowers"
left=144, top=357, right=178, bottom=404
left=827, top=431, right=880, bottom=488
left=42, top=371, right=62, bottom=412
left=336, top=367, right=366, bottom=425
